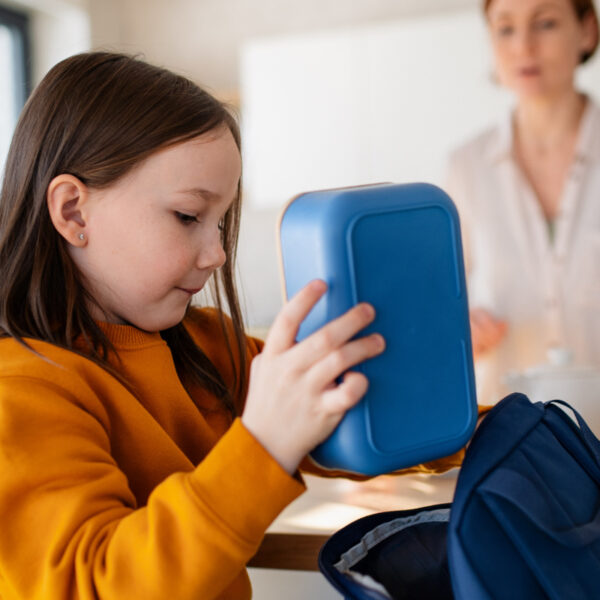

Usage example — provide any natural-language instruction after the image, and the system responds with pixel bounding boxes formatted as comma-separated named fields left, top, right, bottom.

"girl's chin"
left=129, top=307, right=190, bottom=333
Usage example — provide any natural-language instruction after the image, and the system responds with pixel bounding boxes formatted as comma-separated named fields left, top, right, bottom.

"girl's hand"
left=242, top=280, right=385, bottom=474
left=470, top=307, right=507, bottom=359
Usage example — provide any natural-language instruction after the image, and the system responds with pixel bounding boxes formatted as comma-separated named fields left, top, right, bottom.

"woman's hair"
left=484, top=0, right=599, bottom=63
left=0, top=51, right=247, bottom=415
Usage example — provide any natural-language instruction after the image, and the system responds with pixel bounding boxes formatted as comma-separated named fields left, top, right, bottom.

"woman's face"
left=486, top=0, right=596, bottom=101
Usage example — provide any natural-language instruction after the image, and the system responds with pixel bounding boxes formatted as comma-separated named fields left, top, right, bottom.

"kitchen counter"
left=249, top=469, right=458, bottom=571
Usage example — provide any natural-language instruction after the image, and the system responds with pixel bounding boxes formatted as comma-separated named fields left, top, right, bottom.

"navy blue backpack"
left=319, top=393, right=600, bottom=599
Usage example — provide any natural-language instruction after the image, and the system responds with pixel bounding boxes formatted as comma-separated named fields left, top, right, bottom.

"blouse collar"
left=485, top=96, right=600, bottom=165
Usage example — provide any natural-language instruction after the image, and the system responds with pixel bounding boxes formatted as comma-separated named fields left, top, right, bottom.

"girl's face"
left=71, top=127, right=241, bottom=332
left=486, top=0, right=596, bottom=101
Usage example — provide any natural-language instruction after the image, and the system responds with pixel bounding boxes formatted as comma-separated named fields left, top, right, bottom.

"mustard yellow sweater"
left=0, top=308, right=304, bottom=600
left=0, top=307, right=474, bottom=599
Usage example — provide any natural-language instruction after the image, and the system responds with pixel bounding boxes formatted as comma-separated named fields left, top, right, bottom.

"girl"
left=446, top=0, right=600, bottom=404
left=0, top=52, right=462, bottom=600
left=0, top=51, right=384, bottom=600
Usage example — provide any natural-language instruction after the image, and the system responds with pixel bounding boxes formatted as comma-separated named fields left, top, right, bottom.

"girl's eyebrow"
left=177, top=188, right=221, bottom=201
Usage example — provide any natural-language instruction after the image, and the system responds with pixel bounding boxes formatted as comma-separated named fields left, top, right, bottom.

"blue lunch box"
left=277, top=182, right=477, bottom=475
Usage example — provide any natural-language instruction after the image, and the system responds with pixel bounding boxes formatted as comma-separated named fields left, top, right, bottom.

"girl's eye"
left=218, top=219, right=225, bottom=232
left=175, top=211, right=199, bottom=226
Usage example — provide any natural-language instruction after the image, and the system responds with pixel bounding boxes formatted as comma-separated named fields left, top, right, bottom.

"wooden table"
left=249, top=470, right=458, bottom=571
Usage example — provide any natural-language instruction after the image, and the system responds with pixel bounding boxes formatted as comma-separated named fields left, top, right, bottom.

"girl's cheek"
left=166, top=248, right=194, bottom=273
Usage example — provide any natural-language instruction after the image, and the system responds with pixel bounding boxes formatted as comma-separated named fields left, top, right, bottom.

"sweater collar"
left=95, top=321, right=164, bottom=348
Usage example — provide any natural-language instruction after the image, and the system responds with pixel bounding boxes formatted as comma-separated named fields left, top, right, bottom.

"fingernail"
left=373, top=334, right=385, bottom=350
left=361, top=303, right=375, bottom=319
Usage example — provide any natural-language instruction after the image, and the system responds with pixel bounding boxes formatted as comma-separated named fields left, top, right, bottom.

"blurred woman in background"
left=446, top=0, right=600, bottom=403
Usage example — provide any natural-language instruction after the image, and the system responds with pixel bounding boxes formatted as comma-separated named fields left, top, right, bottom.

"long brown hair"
left=0, top=52, right=247, bottom=415
left=484, top=0, right=599, bottom=63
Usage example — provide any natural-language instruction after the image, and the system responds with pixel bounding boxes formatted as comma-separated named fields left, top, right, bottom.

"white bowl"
left=504, top=348, right=600, bottom=435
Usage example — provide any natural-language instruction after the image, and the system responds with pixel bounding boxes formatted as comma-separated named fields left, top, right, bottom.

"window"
left=0, top=5, right=30, bottom=173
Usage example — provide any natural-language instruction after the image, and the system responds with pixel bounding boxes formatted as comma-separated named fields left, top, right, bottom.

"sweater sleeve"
left=0, top=376, right=304, bottom=600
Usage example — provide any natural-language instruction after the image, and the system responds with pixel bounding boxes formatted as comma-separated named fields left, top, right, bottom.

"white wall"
left=28, top=1, right=90, bottom=83
left=236, top=9, right=600, bottom=328
left=1, top=0, right=91, bottom=84
left=86, top=0, right=479, bottom=95
left=241, top=10, right=600, bottom=208
left=0, top=0, right=90, bottom=173
left=0, top=26, right=18, bottom=167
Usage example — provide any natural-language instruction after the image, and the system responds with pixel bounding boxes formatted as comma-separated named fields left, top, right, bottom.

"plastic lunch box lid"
left=276, top=183, right=477, bottom=475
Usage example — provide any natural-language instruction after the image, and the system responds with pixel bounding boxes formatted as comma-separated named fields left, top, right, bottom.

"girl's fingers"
left=321, top=371, right=369, bottom=415
left=306, top=333, right=385, bottom=390
left=287, top=302, right=377, bottom=370
left=264, top=280, right=328, bottom=353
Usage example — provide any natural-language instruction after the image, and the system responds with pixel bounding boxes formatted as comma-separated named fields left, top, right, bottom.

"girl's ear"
left=47, top=174, right=89, bottom=246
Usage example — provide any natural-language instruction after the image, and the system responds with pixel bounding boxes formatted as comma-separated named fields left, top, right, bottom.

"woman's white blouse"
left=445, top=99, right=600, bottom=405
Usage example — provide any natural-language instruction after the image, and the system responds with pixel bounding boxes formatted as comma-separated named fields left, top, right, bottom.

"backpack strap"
left=546, top=400, right=600, bottom=465
left=452, top=393, right=543, bottom=515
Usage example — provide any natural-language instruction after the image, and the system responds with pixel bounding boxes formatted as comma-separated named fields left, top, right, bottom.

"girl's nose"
left=196, top=230, right=226, bottom=270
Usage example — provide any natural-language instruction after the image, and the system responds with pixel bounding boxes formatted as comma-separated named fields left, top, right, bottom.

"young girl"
left=0, top=49, right=387, bottom=600
left=0, top=52, right=461, bottom=600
